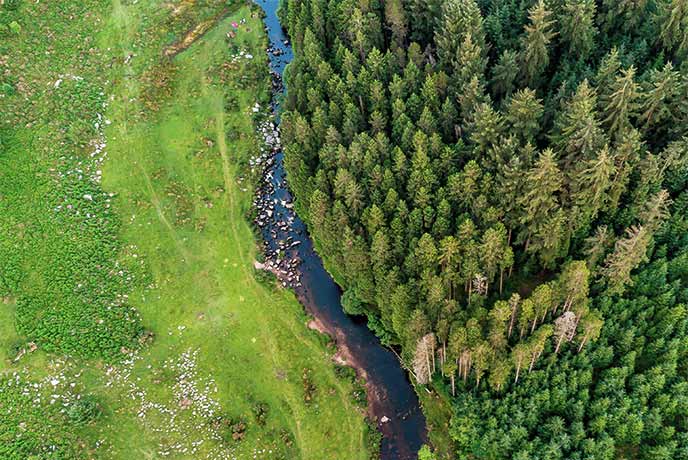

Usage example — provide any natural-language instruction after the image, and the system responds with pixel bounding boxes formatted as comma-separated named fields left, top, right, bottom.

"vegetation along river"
left=253, top=0, right=428, bottom=458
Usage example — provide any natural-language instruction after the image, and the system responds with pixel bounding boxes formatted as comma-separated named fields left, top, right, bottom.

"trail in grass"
left=100, top=3, right=371, bottom=459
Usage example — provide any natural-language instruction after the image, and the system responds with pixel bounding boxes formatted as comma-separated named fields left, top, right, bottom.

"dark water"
left=253, top=0, right=428, bottom=458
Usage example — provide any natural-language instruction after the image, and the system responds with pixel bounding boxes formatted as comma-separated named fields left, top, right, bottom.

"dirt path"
left=163, top=5, right=238, bottom=57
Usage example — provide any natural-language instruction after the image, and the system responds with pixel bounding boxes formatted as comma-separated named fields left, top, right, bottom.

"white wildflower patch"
left=102, top=349, right=276, bottom=459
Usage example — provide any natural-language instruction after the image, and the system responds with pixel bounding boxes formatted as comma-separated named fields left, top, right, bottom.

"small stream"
left=252, top=0, right=428, bottom=459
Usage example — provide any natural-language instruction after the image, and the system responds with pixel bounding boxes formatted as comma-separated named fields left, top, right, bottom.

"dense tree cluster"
left=278, top=0, right=688, bottom=457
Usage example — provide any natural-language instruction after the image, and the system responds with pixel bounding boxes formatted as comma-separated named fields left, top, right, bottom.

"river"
left=252, top=0, right=428, bottom=459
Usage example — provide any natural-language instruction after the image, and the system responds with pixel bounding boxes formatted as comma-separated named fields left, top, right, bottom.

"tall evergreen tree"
left=601, top=66, right=641, bottom=139
left=520, top=0, right=558, bottom=86
left=519, top=149, right=566, bottom=267
left=601, top=225, right=651, bottom=295
left=657, top=0, right=688, bottom=57
left=559, top=0, right=598, bottom=59
left=506, top=89, right=544, bottom=143
left=435, top=0, right=485, bottom=72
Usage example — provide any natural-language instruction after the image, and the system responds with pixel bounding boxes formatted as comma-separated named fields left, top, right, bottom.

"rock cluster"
left=251, top=119, right=303, bottom=289
left=249, top=34, right=307, bottom=290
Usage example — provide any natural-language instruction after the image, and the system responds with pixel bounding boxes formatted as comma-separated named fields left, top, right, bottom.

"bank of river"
left=252, top=0, right=428, bottom=458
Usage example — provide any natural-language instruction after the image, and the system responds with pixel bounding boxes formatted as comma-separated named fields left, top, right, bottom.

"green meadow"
left=0, top=1, right=370, bottom=458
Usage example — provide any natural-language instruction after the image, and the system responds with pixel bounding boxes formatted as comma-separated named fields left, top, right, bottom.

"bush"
left=3, top=0, right=21, bottom=11
left=66, top=395, right=102, bottom=425
left=341, top=289, right=365, bottom=316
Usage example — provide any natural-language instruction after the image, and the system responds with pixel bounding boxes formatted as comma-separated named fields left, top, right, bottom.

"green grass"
left=0, top=0, right=370, bottom=458
left=419, top=385, right=456, bottom=460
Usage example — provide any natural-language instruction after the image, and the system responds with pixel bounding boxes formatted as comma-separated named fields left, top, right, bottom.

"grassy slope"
left=1, top=1, right=369, bottom=458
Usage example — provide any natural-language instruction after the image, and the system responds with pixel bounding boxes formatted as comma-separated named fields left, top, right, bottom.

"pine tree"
left=531, top=283, right=555, bottom=330
left=450, top=32, right=488, bottom=97
left=491, top=50, right=520, bottom=98
left=496, top=155, right=526, bottom=244
left=601, top=66, right=641, bottom=139
left=601, top=0, right=649, bottom=33
left=488, top=356, right=512, bottom=392
left=384, top=0, right=408, bottom=47
left=440, top=97, right=459, bottom=141
left=639, top=189, right=672, bottom=232
left=506, top=89, right=544, bottom=144
left=458, top=76, right=488, bottom=123
left=607, top=128, right=642, bottom=210
left=577, top=310, right=604, bottom=352
left=479, top=224, right=511, bottom=294
left=520, top=0, right=558, bottom=86
left=443, top=360, right=458, bottom=396
left=569, top=144, right=616, bottom=230
left=472, top=341, right=492, bottom=387
left=553, top=79, right=605, bottom=168
left=449, top=326, right=470, bottom=381
left=469, top=102, right=505, bottom=158
left=657, top=0, right=688, bottom=57
left=512, top=343, right=531, bottom=383
left=391, top=284, right=412, bottom=340
left=406, top=0, right=441, bottom=44
left=584, top=225, right=614, bottom=270
left=528, top=324, right=553, bottom=371
left=640, top=62, right=681, bottom=130
left=508, top=293, right=521, bottom=339
left=518, top=298, right=536, bottom=339
left=594, top=47, right=622, bottom=102
left=489, top=300, right=511, bottom=351
left=560, top=0, right=597, bottom=59
left=435, top=0, right=485, bottom=71
left=601, top=225, right=651, bottom=295
left=558, top=261, right=590, bottom=314
left=519, top=149, right=566, bottom=267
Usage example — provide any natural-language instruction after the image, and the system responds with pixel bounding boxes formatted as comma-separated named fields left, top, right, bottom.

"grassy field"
left=0, top=1, right=370, bottom=458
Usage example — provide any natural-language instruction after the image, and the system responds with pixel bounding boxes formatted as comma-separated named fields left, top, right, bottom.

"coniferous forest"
left=279, top=0, right=688, bottom=457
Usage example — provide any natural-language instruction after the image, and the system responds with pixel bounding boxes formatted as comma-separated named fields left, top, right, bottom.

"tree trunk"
left=555, top=334, right=565, bottom=353
left=451, top=373, right=455, bottom=396
left=531, top=318, right=537, bottom=334
left=425, top=341, right=432, bottom=383
left=528, top=352, right=537, bottom=372
left=577, top=334, right=589, bottom=352
left=500, top=269, right=504, bottom=294
left=514, top=361, right=521, bottom=383
left=431, top=340, right=436, bottom=373
left=508, top=305, right=517, bottom=338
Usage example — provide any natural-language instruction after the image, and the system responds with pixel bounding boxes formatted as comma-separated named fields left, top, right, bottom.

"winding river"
left=253, top=0, right=428, bottom=458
